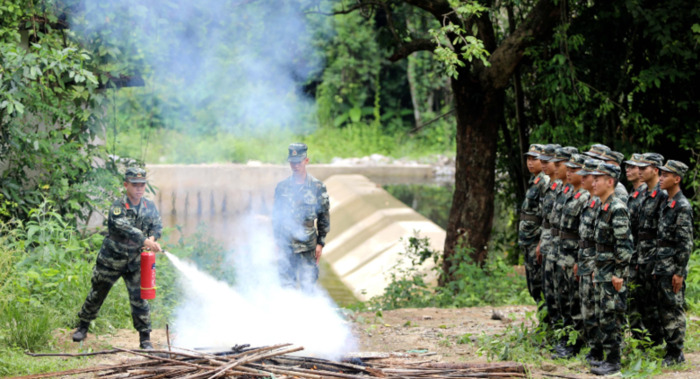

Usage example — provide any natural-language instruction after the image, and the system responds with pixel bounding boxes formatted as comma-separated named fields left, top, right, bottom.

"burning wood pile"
left=18, top=343, right=527, bottom=378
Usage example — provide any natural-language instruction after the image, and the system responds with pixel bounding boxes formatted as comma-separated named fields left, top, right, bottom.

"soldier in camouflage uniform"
left=624, top=153, right=649, bottom=340
left=654, top=160, right=693, bottom=366
left=574, top=158, right=604, bottom=365
left=589, top=163, right=633, bottom=376
left=547, top=146, right=578, bottom=332
left=72, top=167, right=163, bottom=349
left=518, top=144, right=550, bottom=307
left=634, top=152, right=667, bottom=345
left=551, top=153, right=590, bottom=358
left=536, top=144, right=563, bottom=326
left=273, top=143, right=330, bottom=292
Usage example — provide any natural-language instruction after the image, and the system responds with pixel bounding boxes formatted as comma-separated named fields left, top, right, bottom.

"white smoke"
left=163, top=213, right=356, bottom=360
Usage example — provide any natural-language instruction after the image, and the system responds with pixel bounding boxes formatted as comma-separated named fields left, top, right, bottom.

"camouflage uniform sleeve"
left=109, top=204, right=147, bottom=247
left=272, top=183, right=285, bottom=247
left=612, top=205, right=633, bottom=279
left=675, top=206, right=694, bottom=277
left=149, top=201, right=163, bottom=241
left=316, top=182, right=330, bottom=246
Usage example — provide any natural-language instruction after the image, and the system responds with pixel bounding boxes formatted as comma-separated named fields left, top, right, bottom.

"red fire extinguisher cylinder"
left=140, top=250, right=156, bottom=300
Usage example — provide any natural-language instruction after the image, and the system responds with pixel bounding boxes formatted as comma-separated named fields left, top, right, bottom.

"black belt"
left=657, top=241, right=676, bottom=248
left=551, top=227, right=560, bottom=236
left=560, top=230, right=580, bottom=240
left=519, top=213, right=542, bottom=223
left=596, top=243, right=614, bottom=252
left=542, top=221, right=551, bottom=229
left=579, top=240, right=594, bottom=249
left=638, top=231, right=657, bottom=241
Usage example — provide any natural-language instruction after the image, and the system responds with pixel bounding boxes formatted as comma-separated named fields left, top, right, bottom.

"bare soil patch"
left=40, top=307, right=699, bottom=378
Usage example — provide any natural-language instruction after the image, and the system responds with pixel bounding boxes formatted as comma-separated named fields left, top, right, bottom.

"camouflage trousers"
left=541, top=233, right=559, bottom=325
left=626, top=264, right=645, bottom=340
left=279, top=248, right=319, bottom=292
left=521, top=243, right=543, bottom=305
left=554, top=250, right=582, bottom=334
left=637, top=263, right=664, bottom=344
left=77, top=261, right=151, bottom=333
left=579, top=274, right=598, bottom=346
left=656, top=275, right=686, bottom=353
left=592, top=281, right=627, bottom=358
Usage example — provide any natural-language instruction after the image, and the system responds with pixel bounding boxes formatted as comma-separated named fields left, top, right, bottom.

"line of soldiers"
left=518, top=144, right=693, bottom=376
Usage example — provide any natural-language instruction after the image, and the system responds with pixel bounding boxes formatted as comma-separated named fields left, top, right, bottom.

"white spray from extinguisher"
left=162, top=250, right=356, bottom=360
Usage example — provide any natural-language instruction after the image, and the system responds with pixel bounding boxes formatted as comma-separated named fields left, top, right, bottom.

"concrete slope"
left=324, top=175, right=444, bottom=301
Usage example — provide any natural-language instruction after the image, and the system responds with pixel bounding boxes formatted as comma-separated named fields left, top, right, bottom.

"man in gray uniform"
left=273, top=143, right=331, bottom=292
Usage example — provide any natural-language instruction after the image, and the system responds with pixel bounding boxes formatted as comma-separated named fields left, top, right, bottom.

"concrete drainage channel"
left=109, top=163, right=452, bottom=304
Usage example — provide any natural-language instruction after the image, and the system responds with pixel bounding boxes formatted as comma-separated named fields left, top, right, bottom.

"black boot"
left=590, top=351, right=621, bottom=376
left=585, top=345, right=604, bottom=367
left=139, top=331, right=153, bottom=350
left=72, top=321, right=89, bottom=342
left=662, top=350, right=685, bottom=367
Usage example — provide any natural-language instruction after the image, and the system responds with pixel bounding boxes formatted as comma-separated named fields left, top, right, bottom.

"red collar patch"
left=574, top=192, right=582, bottom=199
left=590, top=200, right=596, bottom=208
left=564, top=186, right=570, bottom=194
left=603, top=203, right=610, bottom=211
left=551, top=183, right=558, bottom=190
left=671, top=200, right=676, bottom=209
left=125, top=203, right=130, bottom=210
left=633, top=191, right=639, bottom=199
left=651, top=190, right=657, bottom=198
left=534, top=177, right=541, bottom=184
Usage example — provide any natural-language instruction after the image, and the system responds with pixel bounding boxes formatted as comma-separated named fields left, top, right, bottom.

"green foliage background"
left=1, top=0, right=700, bottom=376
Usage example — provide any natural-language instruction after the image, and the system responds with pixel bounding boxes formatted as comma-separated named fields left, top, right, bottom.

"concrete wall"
left=323, top=175, right=443, bottom=301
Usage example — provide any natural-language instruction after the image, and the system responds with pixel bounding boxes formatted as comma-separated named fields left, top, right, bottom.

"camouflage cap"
left=576, top=158, right=604, bottom=176
left=564, top=153, right=587, bottom=169
left=636, top=152, right=664, bottom=168
left=607, top=151, right=625, bottom=165
left=624, top=153, right=644, bottom=166
left=524, top=143, right=545, bottom=157
left=590, top=162, right=621, bottom=180
left=287, top=143, right=308, bottom=163
left=659, top=160, right=689, bottom=178
left=125, top=167, right=147, bottom=183
left=550, top=146, right=578, bottom=162
left=537, top=144, right=561, bottom=161
left=584, top=143, right=611, bottom=160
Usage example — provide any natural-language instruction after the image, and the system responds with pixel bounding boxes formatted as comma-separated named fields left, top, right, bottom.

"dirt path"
left=47, top=306, right=699, bottom=378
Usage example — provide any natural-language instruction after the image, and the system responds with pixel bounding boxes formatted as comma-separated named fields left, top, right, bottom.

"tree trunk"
left=442, top=72, right=503, bottom=278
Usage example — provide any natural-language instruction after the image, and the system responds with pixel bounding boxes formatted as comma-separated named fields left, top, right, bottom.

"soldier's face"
left=625, top=165, right=640, bottom=182
left=640, top=165, right=658, bottom=182
left=290, top=157, right=309, bottom=175
left=566, top=167, right=582, bottom=186
left=555, top=162, right=567, bottom=180
left=124, top=182, right=146, bottom=201
left=592, top=175, right=612, bottom=197
left=542, top=160, right=554, bottom=175
left=582, top=175, right=594, bottom=191
left=526, top=156, right=541, bottom=173
left=659, top=171, right=680, bottom=190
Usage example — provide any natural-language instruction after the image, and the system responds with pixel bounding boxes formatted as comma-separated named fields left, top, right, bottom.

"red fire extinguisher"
left=140, top=250, right=156, bottom=300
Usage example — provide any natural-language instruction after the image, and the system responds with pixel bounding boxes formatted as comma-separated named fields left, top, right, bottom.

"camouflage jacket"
left=636, top=182, right=668, bottom=264
left=578, top=196, right=600, bottom=275
left=627, top=183, right=648, bottom=242
left=593, top=194, right=633, bottom=282
left=518, top=171, right=550, bottom=246
left=541, top=179, right=563, bottom=228
left=98, top=196, right=163, bottom=272
left=615, top=182, right=629, bottom=199
left=273, top=174, right=330, bottom=253
left=556, top=188, right=590, bottom=264
left=653, top=191, right=694, bottom=277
